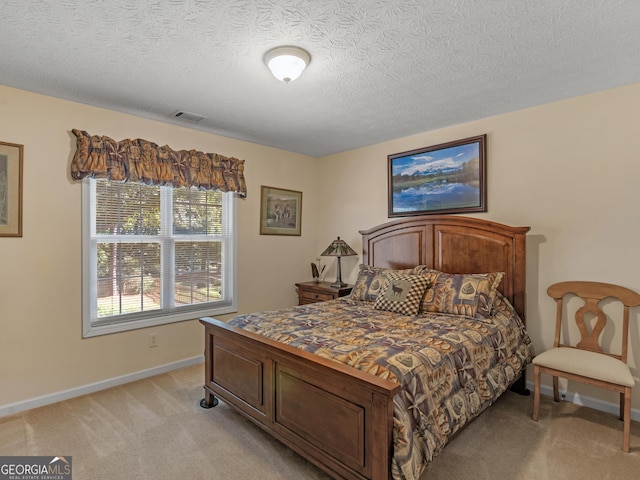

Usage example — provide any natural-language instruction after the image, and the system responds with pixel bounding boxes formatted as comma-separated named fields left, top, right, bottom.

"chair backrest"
left=547, top=281, right=640, bottom=363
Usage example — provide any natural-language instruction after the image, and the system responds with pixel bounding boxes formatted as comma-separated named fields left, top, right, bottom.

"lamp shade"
left=264, top=46, right=311, bottom=83
left=320, top=237, right=357, bottom=257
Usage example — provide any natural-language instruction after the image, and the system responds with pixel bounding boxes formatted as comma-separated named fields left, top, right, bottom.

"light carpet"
left=1, top=364, right=638, bottom=479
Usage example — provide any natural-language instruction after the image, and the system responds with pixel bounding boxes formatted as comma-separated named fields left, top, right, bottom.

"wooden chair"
left=532, top=281, right=640, bottom=452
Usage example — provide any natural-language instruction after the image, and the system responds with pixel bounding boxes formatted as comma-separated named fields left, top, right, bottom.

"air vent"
left=172, top=110, right=208, bottom=123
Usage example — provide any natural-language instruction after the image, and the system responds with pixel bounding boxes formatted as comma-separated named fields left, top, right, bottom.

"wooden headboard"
left=360, top=215, right=530, bottom=322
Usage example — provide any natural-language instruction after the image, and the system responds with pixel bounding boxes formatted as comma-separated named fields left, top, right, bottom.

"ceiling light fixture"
left=264, top=46, right=311, bottom=83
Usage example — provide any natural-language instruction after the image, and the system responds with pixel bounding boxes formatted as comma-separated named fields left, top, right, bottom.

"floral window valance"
left=70, top=129, right=247, bottom=197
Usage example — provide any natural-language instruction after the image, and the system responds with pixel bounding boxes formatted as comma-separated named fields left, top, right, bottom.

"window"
left=82, top=178, right=237, bottom=337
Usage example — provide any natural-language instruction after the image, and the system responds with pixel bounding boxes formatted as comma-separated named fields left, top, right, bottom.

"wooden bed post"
left=200, top=328, right=219, bottom=408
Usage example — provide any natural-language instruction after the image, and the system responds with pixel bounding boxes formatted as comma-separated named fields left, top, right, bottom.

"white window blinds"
left=82, top=178, right=237, bottom=337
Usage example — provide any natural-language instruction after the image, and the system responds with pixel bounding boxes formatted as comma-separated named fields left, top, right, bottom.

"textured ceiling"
left=1, top=1, right=639, bottom=157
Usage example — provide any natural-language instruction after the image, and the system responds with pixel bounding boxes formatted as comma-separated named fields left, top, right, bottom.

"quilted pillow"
left=413, top=266, right=504, bottom=318
left=373, top=273, right=431, bottom=316
left=350, top=264, right=413, bottom=302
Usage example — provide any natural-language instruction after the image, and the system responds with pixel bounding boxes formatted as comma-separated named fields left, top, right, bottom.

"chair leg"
left=623, top=388, right=631, bottom=453
left=619, top=391, right=625, bottom=421
left=533, top=365, right=540, bottom=421
left=552, top=376, right=559, bottom=402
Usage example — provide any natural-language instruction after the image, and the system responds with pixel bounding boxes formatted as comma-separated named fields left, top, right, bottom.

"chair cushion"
left=533, top=347, right=634, bottom=387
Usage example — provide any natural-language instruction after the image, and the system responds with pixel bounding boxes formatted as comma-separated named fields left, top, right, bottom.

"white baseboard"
left=0, top=356, right=204, bottom=418
left=526, top=380, right=640, bottom=422
left=4, top=362, right=637, bottom=422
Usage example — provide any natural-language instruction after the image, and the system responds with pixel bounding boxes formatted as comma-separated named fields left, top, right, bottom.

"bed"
left=200, top=215, right=533, bottom=480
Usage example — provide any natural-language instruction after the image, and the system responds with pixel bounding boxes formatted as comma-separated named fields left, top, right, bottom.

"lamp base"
left=330, top=257, right=347, bottom=289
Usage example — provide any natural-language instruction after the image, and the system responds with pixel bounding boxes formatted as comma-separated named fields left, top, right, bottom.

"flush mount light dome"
left=264, top=46, right=311, bottom=83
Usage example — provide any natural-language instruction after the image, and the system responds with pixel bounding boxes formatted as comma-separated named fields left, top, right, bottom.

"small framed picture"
left=260, top=185, right=302, bottom=236
left=0, top=141, right=24, bottom=237
left=388, top=135, right=486, bottom=217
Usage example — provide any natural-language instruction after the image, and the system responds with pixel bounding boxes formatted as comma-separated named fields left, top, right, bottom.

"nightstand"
left=295, top=281, right=352, bottom=305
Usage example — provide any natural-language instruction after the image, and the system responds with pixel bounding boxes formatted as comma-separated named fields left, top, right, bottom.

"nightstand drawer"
left=300, top=290, right=335, bottom=303
left=295, top=281, right=352, bottom=306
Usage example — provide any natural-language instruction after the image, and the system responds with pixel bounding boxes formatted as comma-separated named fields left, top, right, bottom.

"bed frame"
left=200, top=215, right=530, bottom=480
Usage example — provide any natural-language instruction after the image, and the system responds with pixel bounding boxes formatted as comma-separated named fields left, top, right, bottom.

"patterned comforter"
left=228, top=292, right=534, bottom=480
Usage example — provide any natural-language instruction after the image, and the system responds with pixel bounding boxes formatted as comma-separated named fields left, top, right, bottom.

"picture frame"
left=0, top=141, right=24, bottom=237
left=388, top=134, right=486, bottom=217
left=260, top=185, right=302, bottom=236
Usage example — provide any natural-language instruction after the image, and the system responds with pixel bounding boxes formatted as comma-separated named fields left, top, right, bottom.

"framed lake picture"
left=388, top=135, right=486, bottom=217
left=260, top=185, right=302, bottom=235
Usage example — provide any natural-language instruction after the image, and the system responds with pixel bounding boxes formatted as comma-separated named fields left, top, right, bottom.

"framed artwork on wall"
left=260, top=185, right=302, bottom=236
left=0, top=141, right=23, bottom=237
left=388, top=134, right=486, bottom=217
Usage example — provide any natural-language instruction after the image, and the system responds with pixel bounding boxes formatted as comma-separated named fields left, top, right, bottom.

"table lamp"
left=320, top=237, right=357, bottom=288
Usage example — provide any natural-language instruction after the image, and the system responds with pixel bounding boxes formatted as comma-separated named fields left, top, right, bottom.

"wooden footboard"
left=200, top=317, right=401, bottom=480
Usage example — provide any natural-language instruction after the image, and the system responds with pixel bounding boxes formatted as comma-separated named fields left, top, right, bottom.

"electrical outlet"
left=148, top=333, right=158, bottom=348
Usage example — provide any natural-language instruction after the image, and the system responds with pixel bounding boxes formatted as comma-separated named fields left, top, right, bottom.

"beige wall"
left=320, top=82, right=640, bottom=414
left=3, top=81, right=640, bottom=417
left=0, top=85, right=319, bottom=407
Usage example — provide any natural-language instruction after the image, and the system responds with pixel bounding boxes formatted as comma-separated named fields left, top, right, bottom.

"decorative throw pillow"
left=413, top=267, right=504, bottom=318
left=412, top=265, right=434, bottom=276
left=373, top=273, right=431, bottom=316
left=350, top=265, right=413, bottom=302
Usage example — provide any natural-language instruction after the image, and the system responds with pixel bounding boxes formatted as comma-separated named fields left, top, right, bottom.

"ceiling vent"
left=172, top=110, right=208, bottom=123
